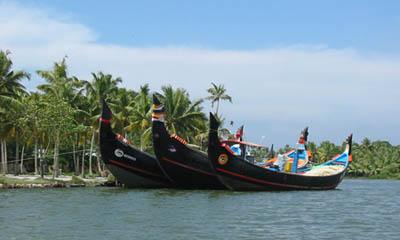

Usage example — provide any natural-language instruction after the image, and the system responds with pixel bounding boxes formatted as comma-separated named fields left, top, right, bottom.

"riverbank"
left=0, top=174, right=115, bottom=189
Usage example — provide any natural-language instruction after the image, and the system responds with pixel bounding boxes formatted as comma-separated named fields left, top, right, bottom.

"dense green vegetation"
left=305, top=140, right=400, bottom=179
left=0, top=50, right=399, bottom=179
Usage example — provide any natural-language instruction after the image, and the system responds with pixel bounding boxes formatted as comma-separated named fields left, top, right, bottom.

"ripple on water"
left=0, top=179, right=399, bottom=240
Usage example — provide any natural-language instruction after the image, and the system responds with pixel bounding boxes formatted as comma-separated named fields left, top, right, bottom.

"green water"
left=0, top=179, right=399, bottom=240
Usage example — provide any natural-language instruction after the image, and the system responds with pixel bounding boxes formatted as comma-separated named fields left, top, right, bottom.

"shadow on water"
left=150, top=188, right=250, bottom=198
left=98, top=185, right=254, bottom=197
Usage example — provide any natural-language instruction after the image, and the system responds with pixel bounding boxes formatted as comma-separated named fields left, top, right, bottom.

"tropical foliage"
left=0, top=52, right=210, bottom=177
left=206, top=82, right=232, bottom=115
left=0, top=50, right=399, bottom=179
left=295, top=139, right=400, bottom=179
left=349, top=139, right=400, bottom=179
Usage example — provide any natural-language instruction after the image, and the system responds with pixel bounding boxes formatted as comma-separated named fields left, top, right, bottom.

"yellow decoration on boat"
left=284, top=162, right=292, bottom=172
left=218, top=154, right=229, bottom=165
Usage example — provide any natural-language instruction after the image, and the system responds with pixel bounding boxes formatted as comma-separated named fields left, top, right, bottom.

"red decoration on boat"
left=100, top=117, right=111, bottom=124
left=235, top=125, right=244, bottom=141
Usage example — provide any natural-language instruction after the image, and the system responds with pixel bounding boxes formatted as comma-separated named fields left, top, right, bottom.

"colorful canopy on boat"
left=220, top=140, right=266, bottom=148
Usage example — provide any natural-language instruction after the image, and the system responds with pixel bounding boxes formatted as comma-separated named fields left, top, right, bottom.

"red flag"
left=235, top=125, right=244, bottom=141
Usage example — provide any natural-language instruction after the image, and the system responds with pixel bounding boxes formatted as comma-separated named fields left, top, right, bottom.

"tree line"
left=1, top=50, right=399, bottom=179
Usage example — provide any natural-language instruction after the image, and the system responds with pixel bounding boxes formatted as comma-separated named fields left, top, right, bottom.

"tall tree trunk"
left=1, top=139, right=4, bottom=175
left=5, top=141, right=7, bottom=174
left=39, top=144, right=44, bottom=178
left=73, top=133, right=78, bottom=175
left=77, top=152, right=80, bottom=176
left=81, top=136, right=86, bottom=178
left=20, top=145, right=25, bottom=174
left=96, top=143, right=102, bottom=176
left=53, top=131, right=60, bottom=178
left=88, top=130, right=95, bottom=176
left=76, top=133, right=80, bottom=175
left=2, top=140, right=8, bottom=174
left=15, top=133, right=19, bottom=175
left=216, top=100, right=220, bottom=115
left=72, top=137, right=76, bottom=172
left=34, top=139, right=38, bottom=174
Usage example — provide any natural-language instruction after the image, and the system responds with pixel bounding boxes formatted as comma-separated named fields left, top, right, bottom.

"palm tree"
left=125, top=84, right=152, bottom=150
left=20, top=93, right=43, bottom=174
left=307, top=141, right=318, bottom=163
left=349, top=140, right=400, bottom=178
left=84, top=72, right=122, bottom=175
left=36, top=58, right=79, bottom=178
left=113, top=88, right=137, bottom=135
left=67, top=92, right=90, bottom=176
left=7, top=91, right=30, bottom=174
left=36, top=57, right=82, bottom=103
left=317, top=141, right=341, bottom=164
left=360, top=138, right=373, bottom=152
left=159, top=85, right=207, bottom=144
left=85, top=72, right=122, bottom=102
left=0, top=50, right=30, bottom=97
left=0, top=50, right=30, bottom=174
left=206, top=83, right=232, bottom=115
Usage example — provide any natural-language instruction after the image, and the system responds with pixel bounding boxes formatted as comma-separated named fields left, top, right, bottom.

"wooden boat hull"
left=100, top=137, right=171, bottom=188
left=208, top=113, right=350, bottom=191
left=153, top=130, right=225, bottom=189
left=105, top=163, right=167, bottom=188
left=211, top=154, right=345, bottom=191
left=99, top=99, right=171, bottom=188
left=152, top=96, right=225, bottom=189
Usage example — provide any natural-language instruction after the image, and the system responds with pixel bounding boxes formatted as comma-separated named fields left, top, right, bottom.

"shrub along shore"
left=1, top=50, right=399, bottom=181
left=0, top=174, right=115, bottom=189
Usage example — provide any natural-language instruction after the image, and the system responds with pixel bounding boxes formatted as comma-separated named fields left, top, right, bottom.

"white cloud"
left=1, top=1, right=400, bottom=146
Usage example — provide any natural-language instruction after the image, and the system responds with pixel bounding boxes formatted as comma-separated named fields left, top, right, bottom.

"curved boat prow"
left=209, top=113, right=221, bottom=147
left=268, top=144, right=275, bottom=158
left=100, top=98, right=115, bottom=140
left=99, top=98, right=171, bottom=188
left=152, top=98, right=225, bottom=189
left=151, top=94, right=169, bottom=142
left=301, top=127, right=309, bottom=146
left=303, top=127, right=309, bottom=140
left=151, top=94, right=166, bottom=124
left=101, top=98, right=112, bottom=121
left=346, top=134, right=353, bottom=162
left=153, top=94, right=161, bottom=106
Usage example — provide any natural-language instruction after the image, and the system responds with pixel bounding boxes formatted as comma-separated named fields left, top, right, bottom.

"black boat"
left=99, top=99, right=171, bottom=188
left=151, top=95, right=226, bottom=189
left=208, top=113, right=353, bottom=191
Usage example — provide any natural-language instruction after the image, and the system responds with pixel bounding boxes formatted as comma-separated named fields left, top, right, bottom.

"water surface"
left=1, top=179, right=399, bottom=240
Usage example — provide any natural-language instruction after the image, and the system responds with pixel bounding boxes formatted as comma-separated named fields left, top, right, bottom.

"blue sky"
left=1, top=0, right=400, bottom=146
left=19, top=0, right=400, bottom=52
